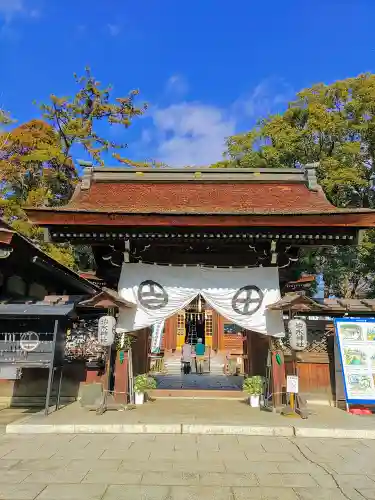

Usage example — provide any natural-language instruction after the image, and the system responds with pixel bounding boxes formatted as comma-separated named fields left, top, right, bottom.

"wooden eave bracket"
left=79, top=287, right=133, bottom=309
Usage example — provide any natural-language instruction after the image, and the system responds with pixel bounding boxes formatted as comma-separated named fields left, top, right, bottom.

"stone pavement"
left=0, top=432, right=375, bottom=499
left=7, top=400, right=375, bottom=439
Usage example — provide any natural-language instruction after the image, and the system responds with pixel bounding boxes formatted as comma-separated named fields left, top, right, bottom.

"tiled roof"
left=66, top=181, right=336, bottom=215
left=268, top=293, right=375, bottom=313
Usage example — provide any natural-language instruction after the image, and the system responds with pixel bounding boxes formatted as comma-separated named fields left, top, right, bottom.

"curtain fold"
left=116, top=263, right=284, bottom=337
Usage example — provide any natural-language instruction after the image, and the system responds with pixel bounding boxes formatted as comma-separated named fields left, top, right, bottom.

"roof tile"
left=67, top=182, right=336, bottom=214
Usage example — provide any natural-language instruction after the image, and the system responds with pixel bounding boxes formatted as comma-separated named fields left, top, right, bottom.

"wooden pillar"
left=212, top=310, right=219, bottom=351
left=164, top=315, right=177, bottom=351
left=114, top=351, right=128, bottom=403
left=217, top=315, right=225, bottom=351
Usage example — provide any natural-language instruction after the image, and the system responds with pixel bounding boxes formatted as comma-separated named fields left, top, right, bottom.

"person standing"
left=195, top=338, right=205, bottom=374
left=181, top=343, right=192, bottom=375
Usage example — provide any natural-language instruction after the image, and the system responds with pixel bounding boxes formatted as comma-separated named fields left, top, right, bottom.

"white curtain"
left=116, top=263, right=284, bottom=337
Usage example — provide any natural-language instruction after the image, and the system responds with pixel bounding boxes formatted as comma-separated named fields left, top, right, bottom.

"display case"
left=0, top=303, right=75, bottom=415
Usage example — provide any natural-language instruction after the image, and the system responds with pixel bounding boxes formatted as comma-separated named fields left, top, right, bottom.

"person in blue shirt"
left=195, top=338, right=205, bottom=374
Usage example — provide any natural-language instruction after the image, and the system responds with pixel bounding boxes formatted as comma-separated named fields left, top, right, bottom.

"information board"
left=286, top=375, right=299, bottom=394
left=335, top=318, right=375, bottom=404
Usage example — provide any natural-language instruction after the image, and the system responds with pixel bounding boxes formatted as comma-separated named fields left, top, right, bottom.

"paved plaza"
left=0, top=431, right=375, bottom=499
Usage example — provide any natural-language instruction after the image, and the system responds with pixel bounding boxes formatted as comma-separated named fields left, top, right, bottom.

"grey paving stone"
left=277, top=462, right=324, bottom=474
left=256, top=473, right=318, bottom=488
left=335, top=474, right=375, bottom=489
left=327, top=461, right=375, bottom=474
left=11, top=458, right=70, bottom=471
left=311, top=473, right=338, bottom=488
left=173, top=460, right=226, bottom=473
left=0, top=470, right=32, bottom=483
left=357, top=490, right=375, bottom=500
left=0, top=482, right=46, bottom=500
left=4, top=449, right=57, bottom=460
left=142, top=471, right=200, bottom=486
left=233, top=487, right=298, bottom=499
left=52, top=448, right=105, bottom=459
left=245, top=452, right=297, bottom=462
left=149, top=449, right=198, bottom=461
left=103, top=485, right=171, bottom=500
left=168, top=486, right=234, bottom=500
left=82, top=470, right=142, bottom=484
left=67, top=459, right=122, bottom=471
left=225, top=461, right=280, bottom=473
left=293, top=488, right=347, bottom=500
left=36, top=483, right=107, bottom=500
left=23, top=470, right=87, bottom=484
left=0, top=459, right=20, bottom=469
left=200, top=472, right=258, bottom=486
left=70, top=435, right=116, bottom=447
left=119, top=460, right=175, bottom=473
left=101, top=448, right=151, bottom=460
left=198, top=450, right=247, bottom=462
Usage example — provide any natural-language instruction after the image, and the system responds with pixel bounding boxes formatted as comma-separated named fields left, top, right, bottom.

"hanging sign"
left=286, top=375, right=299, bottom=393
left=98, top=316, right=116, bottom=346
left=288, top=318, right=307, bottom=351
left=150, top=320, right=165, bottom=354
left=335, top=318, right=375, bottom=405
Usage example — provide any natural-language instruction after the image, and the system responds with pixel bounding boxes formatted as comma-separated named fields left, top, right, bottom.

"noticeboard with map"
left=335, top=318, right=375, bottom=404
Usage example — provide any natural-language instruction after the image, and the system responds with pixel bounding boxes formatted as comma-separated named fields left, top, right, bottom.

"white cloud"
left=138, top=76, right=293, bottom=167
left=152, top=103, right=236, bottom=166
left=107, top=23, right=121, bottom=37
left=0, top=0, right=23, bottom=22
left=236, top=77, right=294, bottom=119
left=165, top=74, right=189, bottom=96
left=0, top=0, right=41, bottom=35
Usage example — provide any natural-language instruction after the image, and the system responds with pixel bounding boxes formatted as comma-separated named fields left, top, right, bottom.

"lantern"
left=288, top=318, right=307, bottom=351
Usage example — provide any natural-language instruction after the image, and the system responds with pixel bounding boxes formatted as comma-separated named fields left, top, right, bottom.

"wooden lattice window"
left=177, top=311, right=186, bottom=336
left=205, top=310, right=213, bottom=338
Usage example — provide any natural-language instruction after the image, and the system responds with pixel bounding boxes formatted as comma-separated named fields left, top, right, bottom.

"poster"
left=335, top=318, right=375, bottom=404
left=286, top=375, right=299, bottom=394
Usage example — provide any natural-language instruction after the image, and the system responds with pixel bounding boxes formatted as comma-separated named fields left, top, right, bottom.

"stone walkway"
left=0, top=432, right=374, bottom=499
left=7, top=400, right=375, bottom=439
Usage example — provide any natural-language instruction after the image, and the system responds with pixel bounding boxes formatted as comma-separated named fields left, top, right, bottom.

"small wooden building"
left=268, top=294, right=375, bottom=403
left=25, top=164, right=375, bottom=396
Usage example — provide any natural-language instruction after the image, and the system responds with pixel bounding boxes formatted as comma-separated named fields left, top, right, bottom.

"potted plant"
left=243, top=376, right=263, bottom=408
left=133, top=374, right=157, bottom=404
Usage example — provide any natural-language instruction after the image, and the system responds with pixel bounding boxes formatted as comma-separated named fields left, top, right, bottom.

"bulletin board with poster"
left=335, top=318, right=375, bottom=405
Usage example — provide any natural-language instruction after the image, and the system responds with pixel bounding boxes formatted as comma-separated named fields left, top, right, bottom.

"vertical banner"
left=150, top=320, right=165, bottom=354
left=335, top=318, right=375, bottom=404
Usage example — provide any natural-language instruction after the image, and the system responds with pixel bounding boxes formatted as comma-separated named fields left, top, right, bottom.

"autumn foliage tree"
left=0, top=67, right=147, bottom=268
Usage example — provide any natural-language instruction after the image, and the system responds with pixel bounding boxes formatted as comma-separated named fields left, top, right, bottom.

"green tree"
left=39, top=67, right=147, bottom=165
left=215, top=74, right=375, bottom=297
left=1, top=68, right=146, bottom=269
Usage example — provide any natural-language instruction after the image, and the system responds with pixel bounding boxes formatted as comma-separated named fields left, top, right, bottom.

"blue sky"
left=1, top=0, right=375, bottom=167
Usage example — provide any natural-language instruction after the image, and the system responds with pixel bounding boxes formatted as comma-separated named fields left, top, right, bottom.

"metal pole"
left=55, top=366, right=63, bottom=411
left=45, top=320, right=59, bottom=416
left=128, top=345, right=134, bottom=404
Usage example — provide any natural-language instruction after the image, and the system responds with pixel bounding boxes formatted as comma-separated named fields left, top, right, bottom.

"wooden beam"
left=27, top=210, right=375, bottom=229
